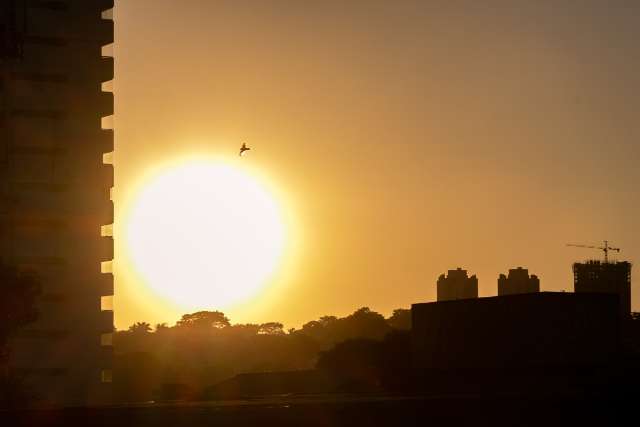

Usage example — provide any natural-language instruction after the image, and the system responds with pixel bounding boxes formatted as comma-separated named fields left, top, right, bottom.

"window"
left=101, top=8, right=113, bottom=21
left=100, top=260, right=113, bottom=274
left=100, top=333, right=113, bottom=346
left=101, top=295, right=113, bottom=311
left=101, top=369, right=112, bottom=383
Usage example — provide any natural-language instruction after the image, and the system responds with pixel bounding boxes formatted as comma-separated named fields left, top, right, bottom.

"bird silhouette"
left=239, top=143, right=251, bottom=157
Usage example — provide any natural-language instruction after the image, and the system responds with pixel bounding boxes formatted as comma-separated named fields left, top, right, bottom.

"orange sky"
left=111, top=0, right=640, bottom=329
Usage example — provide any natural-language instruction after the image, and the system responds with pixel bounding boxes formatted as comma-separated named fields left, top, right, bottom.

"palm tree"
left=128, top=322, right=152, bottom=334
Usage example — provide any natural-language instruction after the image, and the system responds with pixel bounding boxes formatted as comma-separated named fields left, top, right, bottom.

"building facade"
left=573, top=260, right=632, bottom=319
left=498, top=267, right=539, bottom=296
left=1, top=0, right=114, bottom=406
left=436, top=268, right=478, bottom=301
left=412, top=293, right=620, bottom=373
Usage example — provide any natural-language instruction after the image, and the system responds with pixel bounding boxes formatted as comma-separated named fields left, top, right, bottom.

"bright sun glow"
left=125, top=160, right=286, bottom=310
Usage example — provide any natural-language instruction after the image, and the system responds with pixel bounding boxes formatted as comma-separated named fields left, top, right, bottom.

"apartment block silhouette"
left=498, top=267, right=539, bottom=296
left=437, top=268, right=478, bottom=301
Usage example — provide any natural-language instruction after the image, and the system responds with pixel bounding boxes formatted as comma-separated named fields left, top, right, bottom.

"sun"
left=124, top=159, right=287, bottom=310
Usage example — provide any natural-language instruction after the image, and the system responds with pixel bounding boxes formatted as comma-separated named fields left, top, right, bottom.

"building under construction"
left=573, top=260, right=632, bottom=319
left=1, top=1, right=114, bottom=406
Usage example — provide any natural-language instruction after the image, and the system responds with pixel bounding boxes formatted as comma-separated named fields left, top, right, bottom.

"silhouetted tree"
left=112, top=306, right=406, bottom=403
left=387, top=308, right=411, bottom=330
left=377, top=330, right=412, bottom=391
left=316, top=330, right=413, bottom=393
left=344, top=307, right=390, bottom=339
left=227, top=323, right=260, bottom=337
left=258, top=322, right=285, bottom=335
left=113, top=352, right=159, bottom=404
left=316, top=339, right=382, bottom=391
left=176, top=311, right=230, bottom=330
left=128, top=322, right=152, bottom=334
left=296, top=308, right=390, bottom=348
left=155, top=323, right=169, bottom=333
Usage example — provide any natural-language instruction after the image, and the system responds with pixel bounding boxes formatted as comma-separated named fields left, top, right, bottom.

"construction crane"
left=566, top=240, right=621, bottom=263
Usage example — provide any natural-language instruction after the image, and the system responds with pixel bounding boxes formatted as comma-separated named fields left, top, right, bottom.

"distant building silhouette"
left=573, top=260, right=632, bottom=318
left=412, top=293, right=620, bottom=374
left=1, top=1, right=114, bottom=406
left=436, top=268, right=478, bottom=301
left=498, top=267, right=539, bottom=296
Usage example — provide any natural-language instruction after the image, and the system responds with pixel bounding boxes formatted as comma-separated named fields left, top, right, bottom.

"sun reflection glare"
left=124, top=159, right=287, bottom=310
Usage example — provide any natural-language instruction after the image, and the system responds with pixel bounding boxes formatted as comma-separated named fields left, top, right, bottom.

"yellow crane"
left=566, top=240, right=621, bottom=263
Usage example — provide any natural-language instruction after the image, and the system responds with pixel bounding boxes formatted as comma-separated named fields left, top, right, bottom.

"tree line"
left=114, top=307, right=411, bottom=402
left=3, top=259, right=640, bottom=406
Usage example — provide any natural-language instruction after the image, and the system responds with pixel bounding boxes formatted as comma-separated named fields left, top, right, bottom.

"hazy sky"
left=112, top=0, right=639, bottom=329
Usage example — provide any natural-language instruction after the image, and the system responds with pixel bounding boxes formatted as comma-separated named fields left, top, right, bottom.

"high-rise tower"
left=498, top=267, right=539, bottom=296
left=436, top=268, right=478, bottom=302
left=573, top=260, right=632, bottom=319
left=1, top=1, right=114, bottom=406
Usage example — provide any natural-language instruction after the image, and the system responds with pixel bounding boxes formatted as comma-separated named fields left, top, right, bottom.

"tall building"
left=436, top=268, right=478, bottom=301
left=573, top=260, right=632, bottom=319
left=498, top=267, right=539, bottom=296
left=1, top=1, right=114, bottom=406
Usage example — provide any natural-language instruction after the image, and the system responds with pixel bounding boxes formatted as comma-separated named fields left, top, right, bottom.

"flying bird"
left=239, top=143, right=251, bottom=157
